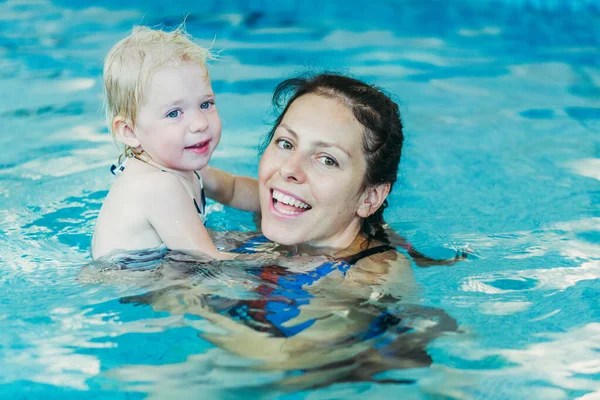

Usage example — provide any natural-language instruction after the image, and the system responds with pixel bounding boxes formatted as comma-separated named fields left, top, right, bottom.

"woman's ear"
left=113, top=117, right=141, bottom=149
left=357, top=183, right=391, bottom=218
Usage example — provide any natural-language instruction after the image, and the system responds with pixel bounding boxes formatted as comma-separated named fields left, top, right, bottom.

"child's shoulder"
left=112, top=159, right=184, bottom=195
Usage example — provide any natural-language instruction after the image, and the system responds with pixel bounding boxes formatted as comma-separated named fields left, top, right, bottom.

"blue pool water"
left=1, top=0, right=599, bottom=398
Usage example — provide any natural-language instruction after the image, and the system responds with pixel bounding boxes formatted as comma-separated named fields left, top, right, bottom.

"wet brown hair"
left=261, top=73, right=404, bottom=243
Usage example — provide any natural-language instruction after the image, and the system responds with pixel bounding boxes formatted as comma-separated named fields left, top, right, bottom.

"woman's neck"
left=279, top=234, right=375, bottom=259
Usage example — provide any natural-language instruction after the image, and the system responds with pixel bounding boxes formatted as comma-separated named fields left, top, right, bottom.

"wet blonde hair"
left=103, top=25, right=214, bottom=159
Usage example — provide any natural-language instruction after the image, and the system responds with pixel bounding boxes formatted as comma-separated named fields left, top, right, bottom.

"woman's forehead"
left=282, top=94, right=364, bottom=147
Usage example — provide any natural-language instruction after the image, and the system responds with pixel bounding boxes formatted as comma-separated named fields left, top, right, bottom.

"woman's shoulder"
left=352, top=246, right=410, bottom=274
left=343, top=243, right=414, bottom=288
left=336, top=237, right=405, bottom=269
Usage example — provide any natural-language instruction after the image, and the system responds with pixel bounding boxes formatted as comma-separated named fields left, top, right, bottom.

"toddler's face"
left=133, top=63, right=221, bottom=171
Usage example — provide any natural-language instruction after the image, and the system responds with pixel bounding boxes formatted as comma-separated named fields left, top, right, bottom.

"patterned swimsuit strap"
left=133, top=155, right=205, bottom=216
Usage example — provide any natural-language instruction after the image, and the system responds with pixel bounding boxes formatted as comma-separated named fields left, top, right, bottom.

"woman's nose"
left=279, top=152, right=307, bottom=184
left=189, top=109, right=209, bottom=133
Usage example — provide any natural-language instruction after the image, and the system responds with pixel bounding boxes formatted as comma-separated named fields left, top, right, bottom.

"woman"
left=253, top=73, right=462, bottom=267
left=259, top=73, right=402, bottom=252
left=110, top=73, right=458, bottom=391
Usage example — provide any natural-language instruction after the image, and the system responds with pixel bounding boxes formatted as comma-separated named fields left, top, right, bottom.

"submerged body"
left=109, top=236, right=455, bottom=389
left=85, top=73, right=460, bottom=390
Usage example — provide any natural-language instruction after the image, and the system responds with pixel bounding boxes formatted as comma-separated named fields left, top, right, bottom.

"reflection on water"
left=434, top=322, right=600, bottom=399
left=81, top=248, right=461, bottom=396
left=0, top=0, right=599, bottom=398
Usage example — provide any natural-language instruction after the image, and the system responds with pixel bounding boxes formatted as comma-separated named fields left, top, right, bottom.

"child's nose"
left=189, top=109, right=209, bottom=132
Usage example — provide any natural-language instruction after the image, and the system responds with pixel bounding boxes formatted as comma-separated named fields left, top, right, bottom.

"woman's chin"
left=261, top=225, right=301, bottom=246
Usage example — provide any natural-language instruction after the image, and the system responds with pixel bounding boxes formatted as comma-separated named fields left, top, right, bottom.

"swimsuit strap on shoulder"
left=339, top=244, right=395, bottom=265
left=193, top=171, right=206, bottom=217
left=132, top=156, right=206, bottom=219
left=169, top=171, right=206, bottom=220
left=169, top=173, right=196, bottom=201
left=110, top=157, right=129, bottom=175
left=193, top=171, right=203, bottom=188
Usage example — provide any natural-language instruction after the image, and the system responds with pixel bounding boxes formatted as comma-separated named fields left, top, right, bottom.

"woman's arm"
left=199, top=166, right=260, bottom=212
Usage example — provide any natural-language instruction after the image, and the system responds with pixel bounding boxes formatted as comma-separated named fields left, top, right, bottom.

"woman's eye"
left=200, top=101, right=214, bottom=110
left=167, top=110, right=181, bottom=118
left=276, top=139, right=293, bottom=150
left=318, top=156, right=338, bottom=167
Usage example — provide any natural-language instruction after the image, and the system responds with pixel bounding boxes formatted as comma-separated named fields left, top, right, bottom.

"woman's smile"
left=270, top=188, right=312, bottom=218
left=259, top=93, right=368, bottom=248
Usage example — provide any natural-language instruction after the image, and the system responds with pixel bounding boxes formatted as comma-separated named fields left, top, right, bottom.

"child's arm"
left=199, top=166, right=260, bottom=212
left=143, top=173, right=236, bottom=260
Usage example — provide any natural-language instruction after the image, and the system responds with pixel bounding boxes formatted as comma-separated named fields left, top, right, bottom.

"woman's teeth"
left=272, top=189, right=310, bottom=209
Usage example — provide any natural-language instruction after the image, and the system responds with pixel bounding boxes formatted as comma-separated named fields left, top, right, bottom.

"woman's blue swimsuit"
left=206, top=237, right=398, bottom=338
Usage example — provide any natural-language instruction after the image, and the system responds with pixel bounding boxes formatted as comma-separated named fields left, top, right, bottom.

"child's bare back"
left=93, top=157, right=210, bottom=257
left=92, top=26, right=259, bottom=261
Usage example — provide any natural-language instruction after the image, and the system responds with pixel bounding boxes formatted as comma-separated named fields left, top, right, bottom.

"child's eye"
left=166, top=109, right=181, bottom=118
left=200, top=100, right=214, bottom=110
left=275, top=139, right=293, bottom=150
left=318, top=156, right=338, bottom=167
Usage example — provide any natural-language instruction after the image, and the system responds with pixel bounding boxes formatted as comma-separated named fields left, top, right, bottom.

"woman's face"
left=258, top=93, right=371, bottom=249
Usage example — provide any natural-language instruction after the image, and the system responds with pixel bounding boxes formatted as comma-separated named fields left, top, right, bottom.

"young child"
left=92, top=26, right=259, bottom=260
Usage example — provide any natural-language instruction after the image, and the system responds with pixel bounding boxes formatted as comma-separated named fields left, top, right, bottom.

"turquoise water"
left=1, top=0, right=599, bottom=398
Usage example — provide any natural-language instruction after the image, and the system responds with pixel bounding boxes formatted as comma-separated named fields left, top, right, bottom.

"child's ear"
left=113, top=116, right=141, bottom=149
left=357, top=183, right=391, bottom=218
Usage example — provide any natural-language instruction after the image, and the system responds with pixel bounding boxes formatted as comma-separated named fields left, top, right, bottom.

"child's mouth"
left=185, top=140, right=210, bottom=154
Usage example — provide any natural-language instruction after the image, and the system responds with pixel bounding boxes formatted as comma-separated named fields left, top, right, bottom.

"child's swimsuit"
left=186, top=171, right=207, bottom=223
left=111, top=158, right=206, bottom=223
left=205, top=237, right=399, bottom=339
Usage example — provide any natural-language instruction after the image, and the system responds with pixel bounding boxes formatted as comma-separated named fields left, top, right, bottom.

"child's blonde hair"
left=103, top=26, right=213, bottom=159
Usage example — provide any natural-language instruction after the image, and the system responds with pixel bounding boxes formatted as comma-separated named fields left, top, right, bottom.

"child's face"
left=133, top=63, right=221, bottom=171
left=258, top=93, right=369, bottom=249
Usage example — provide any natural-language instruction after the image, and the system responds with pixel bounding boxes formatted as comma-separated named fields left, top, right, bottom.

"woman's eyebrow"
left=279, top=123, right=351, bottom=158
left=279, top=123, right=299, bottom=139
left=314, top=140, right=351, bottom=158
